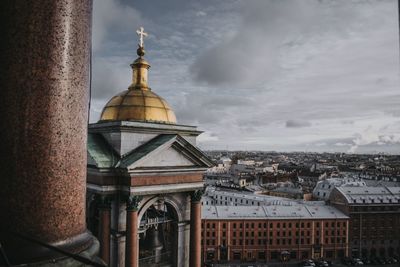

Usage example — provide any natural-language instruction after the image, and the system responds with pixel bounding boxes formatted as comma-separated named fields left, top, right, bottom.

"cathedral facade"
left=86, top=29, right=213, bottom=267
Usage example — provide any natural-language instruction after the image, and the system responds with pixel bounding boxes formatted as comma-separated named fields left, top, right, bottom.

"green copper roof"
left=87, top=133, right=118, bottom=168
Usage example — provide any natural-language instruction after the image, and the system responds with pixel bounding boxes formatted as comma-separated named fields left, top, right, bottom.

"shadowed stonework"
left=0, top=0, right=97, bottom=264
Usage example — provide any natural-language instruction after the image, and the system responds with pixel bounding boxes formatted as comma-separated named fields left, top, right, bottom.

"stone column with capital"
left=189, top=190, right=203, bottom=267
left=97, top=195, right=111, bottom=265
left=125, top=195, right=142, bottom=267
left=0, top=0, right=97, bottom=265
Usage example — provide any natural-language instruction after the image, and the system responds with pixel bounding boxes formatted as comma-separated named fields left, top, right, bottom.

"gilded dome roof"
left=100, top=89, right=177, bottom=124
left=99, top=31, right=177, bottom=124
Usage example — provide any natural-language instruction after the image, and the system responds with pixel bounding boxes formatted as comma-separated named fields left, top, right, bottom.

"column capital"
left=126, top=195, right=143, bottom=212
left=190, top=190, right=204, bottom=202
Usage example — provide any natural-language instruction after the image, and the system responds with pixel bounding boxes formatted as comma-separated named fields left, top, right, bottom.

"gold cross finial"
left=136, top=26, right=148, bottom=48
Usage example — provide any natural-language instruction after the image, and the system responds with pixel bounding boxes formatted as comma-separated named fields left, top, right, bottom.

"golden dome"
left=100, top=89, right=177, bottom=123
left=99, top=30, right=177, bottom=124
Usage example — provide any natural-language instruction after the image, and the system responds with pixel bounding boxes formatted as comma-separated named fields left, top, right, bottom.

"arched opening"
left=388, top=247, right=394, bottom=257
left=379, top=248, right=386, bottom=257
left=138, top=198, right=179, bottom=267
left=370, top=248, right=377, bottom=257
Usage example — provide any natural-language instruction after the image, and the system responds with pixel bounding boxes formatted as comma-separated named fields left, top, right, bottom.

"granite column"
left=0, top=0, right=96, bottom=264
left=98, top=196, right=111, bottom=265
left=189, top=191, right=203, bottom=267
left=125, top=196, right=141, bottom=267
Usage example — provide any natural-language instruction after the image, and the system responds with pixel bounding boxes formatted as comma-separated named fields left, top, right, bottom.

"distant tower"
left=87, top=27, right=213, bottom=267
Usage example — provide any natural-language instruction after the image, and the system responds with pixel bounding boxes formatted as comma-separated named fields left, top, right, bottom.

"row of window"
left=203, top=221, right=347, bottom=230
left=203, top=237, right=347, bottom=246
left=203, top=229, right=346, bottom=238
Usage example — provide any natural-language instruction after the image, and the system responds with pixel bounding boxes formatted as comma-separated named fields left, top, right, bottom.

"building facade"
left=330, top=186, right=400, bottom=259
left=86, top=30, right=213, bottom=267
left=201, top=189, right=349, bottom=264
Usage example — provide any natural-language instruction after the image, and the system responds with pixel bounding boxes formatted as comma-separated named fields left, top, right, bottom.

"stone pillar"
left=125, top=196, right=142, bottom=267
left=98, top=196, right=111, bottom=265
left=0, top=0, right=96, bottom=265
left=190, top=190, right=203, bottom=267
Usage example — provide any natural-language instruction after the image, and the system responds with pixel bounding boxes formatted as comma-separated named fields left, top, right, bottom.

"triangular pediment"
left=117, top=134, right=214, bottom=171
left=139, top=146, right=197, bottom=167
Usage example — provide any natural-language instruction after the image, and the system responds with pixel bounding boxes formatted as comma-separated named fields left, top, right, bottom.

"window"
left=233, top=252, right=241, bottom=260
left=233, top=223, right=236, bottom=228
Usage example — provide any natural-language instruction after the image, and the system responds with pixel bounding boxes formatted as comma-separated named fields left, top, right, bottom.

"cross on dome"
left=136, top=26, right=148, bottom=48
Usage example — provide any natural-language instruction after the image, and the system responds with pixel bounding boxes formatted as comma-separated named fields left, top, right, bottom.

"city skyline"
left=91, top=0, right=400, bottom=154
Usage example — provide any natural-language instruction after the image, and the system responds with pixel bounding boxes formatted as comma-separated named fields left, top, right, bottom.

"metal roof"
left=202, top=204, right=348, bottom=220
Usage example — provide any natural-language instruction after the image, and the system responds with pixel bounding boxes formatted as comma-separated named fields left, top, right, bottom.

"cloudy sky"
left=91, top=0, right=400, bottom=154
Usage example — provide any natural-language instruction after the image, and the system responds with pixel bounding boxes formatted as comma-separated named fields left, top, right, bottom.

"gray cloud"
left=189, top=0, right=367, bottom=87
left=286, top=119, right=312, bottom=128
left=91, top=0, right=400, bottom=153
